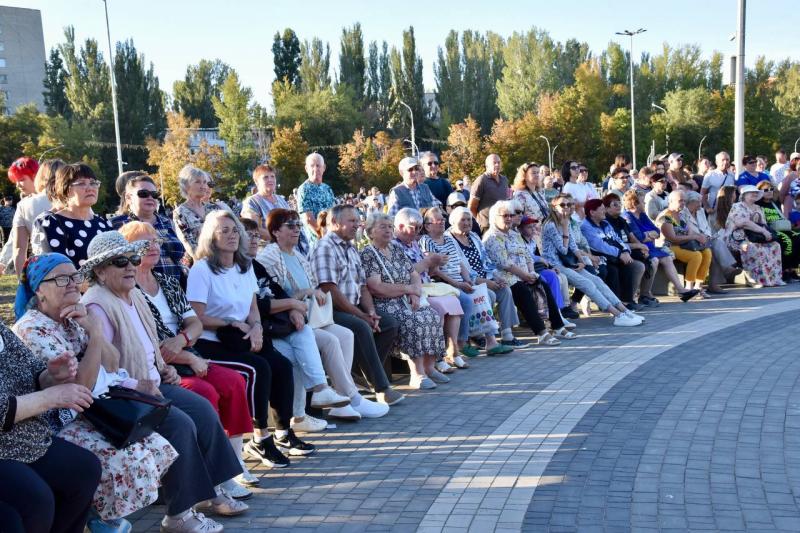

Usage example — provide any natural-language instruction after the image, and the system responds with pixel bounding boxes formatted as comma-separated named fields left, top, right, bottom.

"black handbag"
left=557, top=250, right=581, bottom=269
left=83, top=386, right=172, bottom=449
left=745, top=226, right=777, bottom=244
left=680, top=239, right=705, bottom=251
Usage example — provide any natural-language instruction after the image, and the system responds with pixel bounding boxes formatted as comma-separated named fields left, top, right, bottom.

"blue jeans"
left=457, top=289, right=474, bottom=341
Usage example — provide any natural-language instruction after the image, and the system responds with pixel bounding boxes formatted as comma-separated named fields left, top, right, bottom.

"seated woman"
left=724, top=185, right=785, bottom=287
left=755, top=180, right=800, bottom=281
left=0, top=317, right=101, bottom=533
left=446, top=206, right=527, bottom=349
left=254, top=213, right=388, bottom=419
left=656, top=191, right=713, bottom=296
left=13, top=253, right=178, bottom=532
left=360, top=212, right=450, bottom=390
left=392, top=208, right=469, bottom=364
left=118, top=222, right=258, bottom=494
left=420, top=207, right=509, bottom=356
left=683, top=190, right=739, bottom=294
left=80, top=231, right=246, bottom=532
left=184, top=210, right=316, bottom=468
left=621, top=191, right=699, bottom=301
left=111, top=174, right=186, bottom=283
left=541, top=195, right=642, bottom=327
left=483, top=200, right=574, bottom=344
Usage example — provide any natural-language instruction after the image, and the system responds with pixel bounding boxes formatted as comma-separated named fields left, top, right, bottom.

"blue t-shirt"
left=735, top=171, right=770, bottom=187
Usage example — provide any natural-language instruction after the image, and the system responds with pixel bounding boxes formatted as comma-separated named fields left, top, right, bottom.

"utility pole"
left=103, top=0, right=124, bottom=176
left=398, top=101, right=416, bottom=158
left=734, top=0, right=746, bottom=172
left=616, top=28, right=646, bottom=169
left=651, top=103, right=669, bottom=154
left=539, top=135, right=553, bottom=170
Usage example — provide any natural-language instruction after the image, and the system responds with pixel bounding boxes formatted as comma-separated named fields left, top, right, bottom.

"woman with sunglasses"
left=541, top=195, right=642, bottom=327
left=31, top=164, right=112, bottom=269
left=755, top=180, right=800, bottom=281
left=111, top=175, right=186, bottom=283
left=80, top=231, right=248, bottom=532
left=13, top=253, right=178, bottom=533
left=561, top=161, right=597, bottom=219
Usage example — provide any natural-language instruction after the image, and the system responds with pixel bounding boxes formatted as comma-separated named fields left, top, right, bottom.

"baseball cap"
left=790, top=152, right=800, bottom=161
left=398, top=157, right=419, bottom=173
left=446, top=191, right=467, bottom=207
left=668, top=153, right=683, bottom=163
left=456, top=179, right=464, bottom=187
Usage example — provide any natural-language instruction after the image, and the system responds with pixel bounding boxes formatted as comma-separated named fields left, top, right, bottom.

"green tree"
left=435, top=30, right=464, bottom=131
left=555, top=38, right=592, bottom=89
left=299, top=38, right=331, bottom=93
left=272, top=28, right=302, bottom=88
left=441, top=116, right=484, bottom=180
left=496, top=27, right=560, bottom=119
left=390, top=27, right=425, bottom=139
left=0, top=105, right=44, bottom=166
left=212, top=72, right=259, bottom=197
left=366, top=40, right=392, bottom=131
left=269, top=122, right=309, bottom=193
left=172, top=59, right=231, bottom=128
left=59, top=26, right=112, bottom=132
left=338, top=23, right=366, bottom=100
left=273, top=84, right=364, bottom=148
left=42, top=47, right=71, bottom=119
left=338, top=130, right=405, bottom=192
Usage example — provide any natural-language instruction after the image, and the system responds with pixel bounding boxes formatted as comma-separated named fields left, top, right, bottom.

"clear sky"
left=4, top=0, right=796, bottom=108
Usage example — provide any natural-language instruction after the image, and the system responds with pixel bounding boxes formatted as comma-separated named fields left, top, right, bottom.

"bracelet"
left=179, top=330, right=191, bottom=346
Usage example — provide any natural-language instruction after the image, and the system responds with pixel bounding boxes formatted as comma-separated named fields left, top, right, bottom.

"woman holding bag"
left=359, top=212, right=450, bottom=390
left=251, top=214, right=387, bottom=420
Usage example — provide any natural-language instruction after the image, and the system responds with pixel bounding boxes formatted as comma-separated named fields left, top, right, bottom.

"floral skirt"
left=737, top=240, right=783, bottom=286
left=376, top=299, right=446, bottom=360
left=58, top=418, right=178, bottom=520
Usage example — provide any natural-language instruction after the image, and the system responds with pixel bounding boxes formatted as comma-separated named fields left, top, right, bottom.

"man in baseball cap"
left=387, top=156, right=437, bottom=217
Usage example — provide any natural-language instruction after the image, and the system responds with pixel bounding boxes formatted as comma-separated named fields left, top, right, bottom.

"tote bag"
left=466, top=282, right=499, bottom=337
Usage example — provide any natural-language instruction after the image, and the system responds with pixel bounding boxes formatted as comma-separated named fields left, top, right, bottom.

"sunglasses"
left=761, top=187, right=774, bottom=192
left=427, top=161, right=439, bottom=166
left=570, top=165, right=579, bottom=170
left=514, top=210, right=523, bottom=215
left=282, top=221, right=302, bottom=229
left=207, top=181, right=216, bottom=187
left=136, top=190, right=161, bottom=199
left=579, top=168, right=588, bottom=172
left=744, top=160, right=756, bottom=165
left=106, top=255, right=142, bottom=268
left=41, top=272, right=85, bottom=287
left=557, top=203, right=574, bottom=208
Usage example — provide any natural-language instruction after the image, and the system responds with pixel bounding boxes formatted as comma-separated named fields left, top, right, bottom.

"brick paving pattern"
left=130, top=287, right=800, bottom=532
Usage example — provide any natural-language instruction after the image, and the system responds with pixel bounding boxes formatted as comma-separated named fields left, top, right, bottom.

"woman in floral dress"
left=360, top=212, right=448, bottom=390
left=724, top=185, right=785, bottom=287
left=12, top=253, right=177, bottom=528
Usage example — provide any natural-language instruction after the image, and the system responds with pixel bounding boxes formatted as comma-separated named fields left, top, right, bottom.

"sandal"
left=487, top=344, right=514, bottom=355
left=554, top=327, right=577, bottom=339
left=538, top=332, right=561, bottom=346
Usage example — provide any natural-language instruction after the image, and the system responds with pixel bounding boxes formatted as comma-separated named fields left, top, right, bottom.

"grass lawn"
left=0, top=274, right=18, bottom=326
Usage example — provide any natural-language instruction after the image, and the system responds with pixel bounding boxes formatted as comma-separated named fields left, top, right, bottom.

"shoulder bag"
left=83, top=385, right=172, bottom=449
left=367, top=245, right=429, bottom=308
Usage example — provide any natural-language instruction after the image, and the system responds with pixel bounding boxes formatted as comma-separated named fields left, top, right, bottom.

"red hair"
left=8, top=157, right=39, bottom=183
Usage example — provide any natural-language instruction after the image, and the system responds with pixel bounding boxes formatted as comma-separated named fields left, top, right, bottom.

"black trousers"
left=157, top=384, right=242, bottom=516
left=194, top=339, right=293, bottom=430
left=0, top=436, right=101, bottom=533
left=511, top=281, right=564, bottom=334
left=602, top=261, right=638, bottom=303
left=333, top=311, right=398, bottom=393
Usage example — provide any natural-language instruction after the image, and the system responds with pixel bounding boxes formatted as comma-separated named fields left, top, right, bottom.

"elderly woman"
left=185, top=210, right=316, bottom=470
left=656, top=191, right=713, bottom=295
left=724, top=185, right=784, bottom=287
left=111, top=174, right=186, bottom=283
left=392, top=208, right=469, bottom=366
left=755, top=180, right=800, bottom=281
left=255, top=212, right=387, bottom=419
left=483, top=200, right=575, bottom=344
left=512, top=161, right=550, bottom=245
left=13, top=253, right=178, bottom=531
left=621, top=191, right=699, bottom=301
left=0, top=316, right=102, bottom=533
left=241, top=164, right=290, bottom=242
left=359, top=212, right=450, bottom=389
left=80, top=231, right=247, bottom=532
left=31, top=163, right=112, bottom=268
left=172, top=165, right=229, bottom=260
left=447, top=207, right=527, bottom=348
left=119, top=221, right=258, bottom=493
left=420, top=206, right=511, bottom=356
left=541, top=195, right=643, bottom=326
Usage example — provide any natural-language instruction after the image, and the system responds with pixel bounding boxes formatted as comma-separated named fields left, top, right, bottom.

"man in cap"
left=387, top=157, right=436, bottom=217
left=666, top=153, right=694, bottom=191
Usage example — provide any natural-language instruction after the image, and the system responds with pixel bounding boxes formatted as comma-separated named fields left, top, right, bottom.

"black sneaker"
left=274, top=429, right=316, bottom=457
left=244, top=436, right=290, bottom=468
left=501, top=338, right=529, bottom=349
left=470, top=337, right=486, bottom=350
left=625, top=302, right=644, bottom=312
left=560, top=306, right=580, bottom=319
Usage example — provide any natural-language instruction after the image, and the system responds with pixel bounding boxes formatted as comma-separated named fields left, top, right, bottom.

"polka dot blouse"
left=35, top=212, right=111, bottom=267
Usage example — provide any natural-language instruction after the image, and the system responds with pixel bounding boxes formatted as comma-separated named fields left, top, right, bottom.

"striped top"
left=419, top=234, right=465, bottom=282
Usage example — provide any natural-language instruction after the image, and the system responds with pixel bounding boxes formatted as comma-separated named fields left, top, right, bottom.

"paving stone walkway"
left=131, top=287, right=800, bottom=532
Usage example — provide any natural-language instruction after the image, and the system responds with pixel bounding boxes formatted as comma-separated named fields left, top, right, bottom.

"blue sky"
left=5, top=0, right=796, bottom=107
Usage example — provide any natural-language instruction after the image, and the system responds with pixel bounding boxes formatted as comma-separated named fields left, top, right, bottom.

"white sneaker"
left=352, top=397, right=389, bottom=418
left=579, top=296, right=592, bottom=317
left=613, top=314, right=641, bottom=327
left=234, top=459, right=260, bottom=487
left=219, top=478, right=252, bottom=500
left=410, top=375, right=437, bottom=389
left=434, top=360, right=454, bottom=374
left=290, top=415, right=327, bottom=433
left=328, top=404, right=361, bottom=421
left=310, top=387, right=351, bottom=408
left=428, top=369, right=450, bottom=383
left=161, top=510, right=223, bottom=533
left=624, top=310, right=645, bottom=323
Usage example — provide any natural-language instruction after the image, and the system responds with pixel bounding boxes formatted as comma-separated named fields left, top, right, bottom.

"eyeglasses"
left=570, top=165, right=579, bottom=170
left=41, top=272, right=85, bottom=287
left=136, top=190, right=161, bottom=199
left=408, top=166, right=421, bottom=172
left=207, top=181, right=216, bottom=188
left=514, top=210, right=523, bottom=215
left=427, top=161, right=439, bottom=166
left=70, top=180, right=101, bottom=189
left=246, top=231, right=260, bottom=240
left=106, top=255, right=142, bottom=268
left=281, top=221, right=302, bottom=229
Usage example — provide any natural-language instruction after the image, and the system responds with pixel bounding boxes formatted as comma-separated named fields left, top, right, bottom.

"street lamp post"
left=38, top=145, right=65, bottom=163
left=539, top=135, right=553, bottom=170
left=102, top=0, right=124, bottom=177
left=551, top=144, right=559, bottom=166
left=733, top=0, right=746, bottom=172
left=698, top=135, right=708, bottom=162
left=651, top=103, right=669, bottom=154
left=616, top=28, right=646, bottom=169
left=398, top=101, right=416, bottom=158
left=794, top=136, right=800, bottom=153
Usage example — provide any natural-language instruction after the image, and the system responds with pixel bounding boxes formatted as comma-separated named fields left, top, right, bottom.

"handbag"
left=557, top=250, right=581, bottom=269
left=531, top=280, right=550, bottom=320
left=769, top=219, right=792, bottom=232
left=745, top=225, right=778, bottom=244
left=83, top=386, right=172, bottom=449
left=306, top=292, right=334, bottom=329
left=257, top=272, right=301, bottom=338
left=421, top=282, right=459, bottom=298
left=679, top=239, right=705, bottom=251
left=466, top=282, right=499, bottom=336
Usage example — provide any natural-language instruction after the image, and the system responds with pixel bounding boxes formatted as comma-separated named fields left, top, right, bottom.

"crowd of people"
left=1, top=146, right=798, bottom=532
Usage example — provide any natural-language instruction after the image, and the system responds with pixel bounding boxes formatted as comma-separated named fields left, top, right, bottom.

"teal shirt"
left=282, top=251, right=311, bottom=296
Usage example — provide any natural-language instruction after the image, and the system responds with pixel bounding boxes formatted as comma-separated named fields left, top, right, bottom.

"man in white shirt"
left=770, top=149, right=789, bottom=186
left=701, top=151, right=736, bottom=213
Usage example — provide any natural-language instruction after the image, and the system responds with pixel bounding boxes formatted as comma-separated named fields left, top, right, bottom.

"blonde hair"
left=513, top=162, right=539, bottom=192
left=622, top=189, right=640, bottom=211
left=119, top=221, right=157, bottom=242
left=195, top=210, right=251, bottom=274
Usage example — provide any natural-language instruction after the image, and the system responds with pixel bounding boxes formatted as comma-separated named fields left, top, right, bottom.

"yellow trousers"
left=671, top=246, right=712, bottom=282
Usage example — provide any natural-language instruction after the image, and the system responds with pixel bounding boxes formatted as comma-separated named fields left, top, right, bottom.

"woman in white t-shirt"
left=561, top=160, right=597, bottom=218
left=186, top=210, right=316, bottom=469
